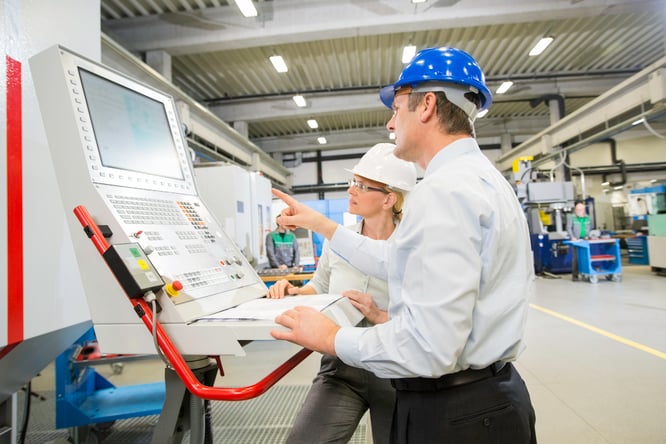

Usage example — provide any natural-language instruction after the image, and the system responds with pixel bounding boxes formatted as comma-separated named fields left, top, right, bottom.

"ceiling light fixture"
left=293, top=95, right=307, bottom=107
left=317, top=137, right=327, bottom=145
left=233, top=0, right=257, bottom=18
left=528, top=37, right=554, bottom=56
left=496, top=81, right=514, bottom=95
left=411, top=0, right=427, bottom=3
left=389, top=133, right=396, bottom=140
left=477, top=109, right=489, bottom=118
left=632, top=118, right=645, bottom=126
left=402, top=45, right=417, bottom=63
left=307, top=119, right=319, bottom=129
left=269, top=55, right=288, bottom=73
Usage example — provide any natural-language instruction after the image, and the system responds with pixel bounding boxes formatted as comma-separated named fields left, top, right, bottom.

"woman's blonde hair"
left=390, top=189, right=406, bottom=222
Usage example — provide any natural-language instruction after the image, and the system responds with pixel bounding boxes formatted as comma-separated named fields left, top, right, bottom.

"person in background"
left=270, top=47, right=536, bottom=443
left=267, top=143, right=417, bottom=444
left=266, top=217, right=300, bottom=270
left=567, top=200, right=591, bottom=241
left=567, top=200, right=592, bottom=281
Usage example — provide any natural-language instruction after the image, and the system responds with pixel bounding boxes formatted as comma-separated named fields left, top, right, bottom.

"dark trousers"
left=389, top=363, right=536, bottom=443
left=287, top=355, right=396, bottom=444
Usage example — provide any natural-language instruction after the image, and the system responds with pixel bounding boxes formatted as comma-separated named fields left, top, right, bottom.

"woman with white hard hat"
left=267, top=142, right=416, bottom=444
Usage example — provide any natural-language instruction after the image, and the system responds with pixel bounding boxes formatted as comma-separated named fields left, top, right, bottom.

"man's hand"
left=272, top=189, right=338, bottom=240
left=271, top=306, right=340, bottom=355
left=343, top=290, right=389, bottom=325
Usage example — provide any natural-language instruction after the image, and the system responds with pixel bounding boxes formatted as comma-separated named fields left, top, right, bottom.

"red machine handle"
left=73, top=205, right=312, bottom=401
left=74, top=206, right=110, bottom=255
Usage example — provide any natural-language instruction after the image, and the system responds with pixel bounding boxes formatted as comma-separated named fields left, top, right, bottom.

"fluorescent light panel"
left=389, top=132, right=396, bottom=140
left=402, top=45, right=417, bottom=63
left=477, top=109, right=489, bottom=118
left=529, top=37, right=553, bottom=56
left=317, top=137, right=327, bottom=145
left=233, top=0, right=257, bottom=17
left=307, top=119, right=319, bottom=129
left=269, top=55, right=288, bottom=73
left=411, top=0, right=427, bottom=3
left=496, top=81, right=514, bottom=94
left=293, top=95, right=307, bottom=107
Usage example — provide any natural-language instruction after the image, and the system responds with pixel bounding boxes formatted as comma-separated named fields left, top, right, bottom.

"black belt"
left=391, top=362, right=506, bottom=392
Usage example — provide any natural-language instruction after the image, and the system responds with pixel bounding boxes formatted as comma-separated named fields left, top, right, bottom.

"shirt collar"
left=424, top=138, right=480, bottom=177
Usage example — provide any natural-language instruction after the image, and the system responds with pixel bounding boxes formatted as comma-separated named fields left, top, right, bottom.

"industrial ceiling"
left=100, top=0, right=666, bottom=165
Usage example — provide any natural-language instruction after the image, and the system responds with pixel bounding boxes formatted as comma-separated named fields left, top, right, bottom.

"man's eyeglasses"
left=347, top=178, right=389, bottom=194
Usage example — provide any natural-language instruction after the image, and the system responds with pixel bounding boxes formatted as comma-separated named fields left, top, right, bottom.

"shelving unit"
left=626, top=236, right=650, bottom=265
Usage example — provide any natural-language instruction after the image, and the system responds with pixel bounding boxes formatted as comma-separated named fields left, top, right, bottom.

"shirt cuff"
left=334, top=325, right=365, bottom=368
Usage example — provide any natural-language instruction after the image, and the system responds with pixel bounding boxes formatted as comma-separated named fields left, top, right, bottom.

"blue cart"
left=567, top=239, right=622, bottom=283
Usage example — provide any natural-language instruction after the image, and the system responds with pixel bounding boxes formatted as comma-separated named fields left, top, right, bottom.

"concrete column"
left=548, top=97, right=566, bottom=181
left=233, top=120, right=249, bottom=138
left=146, top=50, right=172, bottom=82
left=500, top=132, right=513, bottom=154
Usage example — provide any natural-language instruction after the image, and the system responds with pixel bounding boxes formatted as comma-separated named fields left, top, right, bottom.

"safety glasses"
left=347, top=178, right=389, bottom=194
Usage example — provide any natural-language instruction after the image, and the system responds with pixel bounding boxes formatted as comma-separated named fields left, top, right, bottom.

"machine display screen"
left=79, top=68, right=184, bottom=180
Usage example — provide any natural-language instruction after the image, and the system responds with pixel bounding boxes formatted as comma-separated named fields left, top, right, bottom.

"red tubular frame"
left=73, top=205, right=312, bottom=400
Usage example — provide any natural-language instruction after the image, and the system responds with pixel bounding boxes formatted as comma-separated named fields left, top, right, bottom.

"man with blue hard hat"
left=272, top=47, right=537, bottom=443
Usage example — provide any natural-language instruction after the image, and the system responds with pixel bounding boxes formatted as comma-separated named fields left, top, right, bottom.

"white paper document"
left=199, top=294, right=343, bottom=321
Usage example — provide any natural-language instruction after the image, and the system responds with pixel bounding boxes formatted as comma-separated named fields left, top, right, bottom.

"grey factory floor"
left=19, top=262, right=666, bottom=444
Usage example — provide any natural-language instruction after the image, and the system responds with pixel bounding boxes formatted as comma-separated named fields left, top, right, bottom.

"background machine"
left=195, top=163, right=273, bottom=270
left=513, top=158, right=579, bottom=274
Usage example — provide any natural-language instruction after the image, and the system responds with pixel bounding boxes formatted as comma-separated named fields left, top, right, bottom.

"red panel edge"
left=6, top=55, right=24, bottom=343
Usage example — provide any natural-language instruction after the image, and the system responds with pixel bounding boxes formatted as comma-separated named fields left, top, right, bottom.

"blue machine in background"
left=513, top=157, right=594, bottom=275
left=55, top=328, right=164, bottom=441
left=302, top=198, right=359, bottom=262
left=531, top=233, right=573, bottom=275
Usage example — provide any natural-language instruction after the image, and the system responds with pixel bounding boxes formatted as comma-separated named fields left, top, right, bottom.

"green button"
left=129, top=247, right=142, bottom=258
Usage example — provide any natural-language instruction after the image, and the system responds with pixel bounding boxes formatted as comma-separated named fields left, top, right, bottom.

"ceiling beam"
left=208, top=75, right=626, bottom=124
left=102, top=0, right=659, bottom=55
left=253, top=121, right=541, bottom=155
left=495, top=56, right=666, bottom=172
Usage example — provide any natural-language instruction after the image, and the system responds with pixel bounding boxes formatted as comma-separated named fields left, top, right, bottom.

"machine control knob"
left=165, top=280, right=183, bottom=297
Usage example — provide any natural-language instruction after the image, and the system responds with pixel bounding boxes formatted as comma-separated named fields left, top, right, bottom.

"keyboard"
left=256, top=267, right=304, bottom=276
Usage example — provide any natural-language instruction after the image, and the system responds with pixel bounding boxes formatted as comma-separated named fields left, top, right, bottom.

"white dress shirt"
left=331, top=138, right=535, bottom=379
left=309, top=222, right=390, bottom=320
left=308, top=222, right=389, bottom=327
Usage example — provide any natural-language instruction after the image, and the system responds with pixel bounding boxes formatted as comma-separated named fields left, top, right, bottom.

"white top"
left=309, top=222, right=390, bottom=321
left=331, top=138, right=535, bottom=379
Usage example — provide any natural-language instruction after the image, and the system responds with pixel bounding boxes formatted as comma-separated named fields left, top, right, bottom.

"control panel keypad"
left=109, top=195, right=188, bottom=226
left=176, top=267, right=230, bottom=289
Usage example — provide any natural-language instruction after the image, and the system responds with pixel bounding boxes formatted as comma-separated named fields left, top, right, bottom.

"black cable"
left=203, top=399, right=213, bottom=444
left=151, top=298, right=171, bottom=367
left=18, top=382, right=31, bottom=444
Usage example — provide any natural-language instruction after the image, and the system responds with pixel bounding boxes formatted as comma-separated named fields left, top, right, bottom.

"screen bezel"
left=69, top=59, right=197, bottom=195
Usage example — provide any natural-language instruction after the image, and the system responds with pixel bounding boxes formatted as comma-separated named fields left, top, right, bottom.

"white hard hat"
left=347, top=143, right=417, bottom=192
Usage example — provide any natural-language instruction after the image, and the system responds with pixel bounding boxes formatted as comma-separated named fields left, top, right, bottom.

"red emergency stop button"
left=165, top=280, right=183, bottom=297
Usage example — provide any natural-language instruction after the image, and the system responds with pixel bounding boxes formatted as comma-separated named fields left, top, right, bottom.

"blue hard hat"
left=379, top=47, right=492, bottom=112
